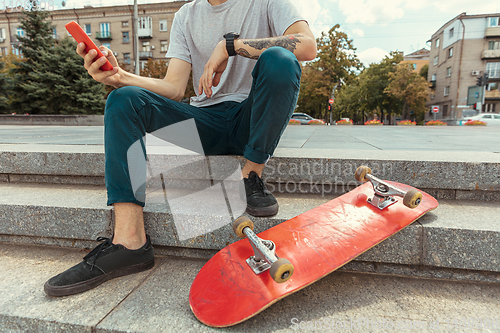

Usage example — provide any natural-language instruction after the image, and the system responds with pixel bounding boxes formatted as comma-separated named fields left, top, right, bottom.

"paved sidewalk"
left=1, top=124, right=500, bottom=152
left=1, top=242, right=499, bottom=333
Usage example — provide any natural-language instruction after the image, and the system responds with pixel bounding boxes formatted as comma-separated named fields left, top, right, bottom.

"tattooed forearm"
left=241, top=34, right=303, bottom=56
left=236, top=48, right=260, bottom=60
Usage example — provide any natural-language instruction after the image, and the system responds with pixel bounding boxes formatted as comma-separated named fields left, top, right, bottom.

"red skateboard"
left=189, top=166, right=439, bottom=327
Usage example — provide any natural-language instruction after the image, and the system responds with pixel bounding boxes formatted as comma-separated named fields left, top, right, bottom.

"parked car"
left=291, top=113, right=324, bottom=125
left=464, top=113, right=500, bottom=126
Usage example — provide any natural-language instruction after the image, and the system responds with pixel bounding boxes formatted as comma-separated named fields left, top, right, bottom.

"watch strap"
left=224, top=33, right=239, bottom=57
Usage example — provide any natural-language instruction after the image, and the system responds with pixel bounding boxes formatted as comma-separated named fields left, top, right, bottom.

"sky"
left=53, top=0, right=500, bottom=67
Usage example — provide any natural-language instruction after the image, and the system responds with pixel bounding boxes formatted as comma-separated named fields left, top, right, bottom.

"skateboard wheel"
left=403, top=189, right=422, bottom=209
left=233, top=216, right=254, bottom=239
left=270, top=258, right=294, bottom=283
left=354, top=166, right=371, bottom=183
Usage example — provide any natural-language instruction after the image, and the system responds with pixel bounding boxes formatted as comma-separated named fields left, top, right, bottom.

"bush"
left=464, top=120, right=487, bottom=126
left=308, top=119, right=325, bottom=125
left=364, top=119, right=382, bottom=125
left=397, top=120, right=416, bottom=126
left=426, top=120, right=447, bottom=126
left=336, top=119, right=353, bottom=125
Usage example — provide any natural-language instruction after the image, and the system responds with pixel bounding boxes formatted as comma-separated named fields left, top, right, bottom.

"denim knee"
left=105, top=86, right=148, bottom=124
left=255, top=47, right=302, bottom=87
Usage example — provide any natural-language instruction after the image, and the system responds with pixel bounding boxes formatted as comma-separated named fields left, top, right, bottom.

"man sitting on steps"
left=44, top=0, right=316, bottom=297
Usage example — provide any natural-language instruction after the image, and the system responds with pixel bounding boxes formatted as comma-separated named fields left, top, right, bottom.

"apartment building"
left=402, top=48, right=430, bottom=74
left=427, top=12, right=500, bottom=122
left=0, top=1, right=190, bottom=69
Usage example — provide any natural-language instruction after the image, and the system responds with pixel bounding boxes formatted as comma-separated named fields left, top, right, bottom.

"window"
left=159, top=19, right=168, bottom=32
left=12, top=45, right=21, bottom=56
left=84, top=24, right=91, bottom=35
left=124, top=53, right=131, bottom=65
left=486, top=62, right=500, bottom=78
left=123, top=32, right=129, bottom=43
left=433, top=56, right=438, bottom=66
left=487, top=82, right=499, bottom=91
left=446, top=67, right=452, bottom=77
left=488, top=17, right=499, bottom=27
left=435, top=38, right=440, bottom=48
left=53, top=28, right=57, bottom=40
left=102, top=42, right=110, bottom=49
left=142, top=41, right=151, bottom=52
left=449, top=28, right=454, bottom=38
left=448, top=47, right=453, bottom=58
left=160, top=40, right=168, bottom=52
left=100, top=23, right=110, bottom=38
left=122, top=21, right=129, bottom=27
left=0, top=47, right=8, bottom=55
left=139, top=17, right=152, bottom=30
left=16, top=27, right=25, bottom=37
left=430, top=94, right=435, bottom=100
left=444, top=86, right=450, bottom=96
left=0, top=28, right=5, bottom=41
left=489, top=41, right=500, bottom=50
left=412, top=63, right=417, bottom=70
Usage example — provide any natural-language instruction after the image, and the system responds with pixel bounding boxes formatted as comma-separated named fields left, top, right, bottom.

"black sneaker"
left=44, top=235, right=154, bottom=297
left=243, top=171, right=279, bottom=217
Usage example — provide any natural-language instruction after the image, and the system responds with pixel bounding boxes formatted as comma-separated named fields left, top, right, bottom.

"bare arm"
left=235, top=21, right=317, bottom=61
left=77, top=43, right=191, bottom=102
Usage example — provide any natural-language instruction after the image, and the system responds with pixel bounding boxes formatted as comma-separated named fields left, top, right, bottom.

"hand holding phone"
left=65, top=21, right=114, bottom=71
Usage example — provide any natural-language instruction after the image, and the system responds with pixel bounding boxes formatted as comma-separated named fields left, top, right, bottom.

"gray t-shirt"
left=166, top=0, right=304, bottom=107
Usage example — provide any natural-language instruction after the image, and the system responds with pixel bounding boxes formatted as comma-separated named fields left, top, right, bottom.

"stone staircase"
left=0, top=142, right=499, bottom=332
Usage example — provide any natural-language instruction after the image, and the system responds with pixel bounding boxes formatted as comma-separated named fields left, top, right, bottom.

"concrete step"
left=0, top=242, right=499, bottom=332
left=1, top=182, right=499, bottom=283
left=1, top=144, right=500, bottom=200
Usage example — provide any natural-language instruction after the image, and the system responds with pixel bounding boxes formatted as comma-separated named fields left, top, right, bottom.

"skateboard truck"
left=233, top=217, right=294, bottom=283
left=355, top=166, right=422, bottom=210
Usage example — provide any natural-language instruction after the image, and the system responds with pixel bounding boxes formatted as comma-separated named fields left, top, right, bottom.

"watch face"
left=224, top=33, right=239, bottom=39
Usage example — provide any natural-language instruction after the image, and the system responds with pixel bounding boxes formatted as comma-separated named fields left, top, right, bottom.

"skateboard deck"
left=189, top=179, right=438, bottom=327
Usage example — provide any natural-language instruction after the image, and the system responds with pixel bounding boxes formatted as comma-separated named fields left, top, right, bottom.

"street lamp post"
left=134, top=0, right=139, bottom=75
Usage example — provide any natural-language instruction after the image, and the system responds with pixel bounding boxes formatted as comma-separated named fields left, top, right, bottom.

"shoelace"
left=248, top=173, right=268, bottom=195
left=83, top=236, right=113, bottom=271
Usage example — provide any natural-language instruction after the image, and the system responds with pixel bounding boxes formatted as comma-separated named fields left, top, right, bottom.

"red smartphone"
left=65, top=21, right=114, bottom=71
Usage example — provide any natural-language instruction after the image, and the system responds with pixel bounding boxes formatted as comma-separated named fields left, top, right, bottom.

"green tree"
left=385, top=62, right=429, bottom=122
left=419, top=64, right=429, bottom=80
left=9, top=2, right=54, bottom=113
left=23, top=37, right=106, bottom=114
left=357, top=51, right=404, bottom=124
left=331, top=76, right=362, bottom=123
left=297, top=24, right=361, bottom=120
left=9, top=4, right=106, bottom=114
left=0, top=61, right=9, bottom=113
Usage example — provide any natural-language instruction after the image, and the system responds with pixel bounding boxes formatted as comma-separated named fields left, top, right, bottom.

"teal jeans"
left=104, top=47, right=301, bottom=206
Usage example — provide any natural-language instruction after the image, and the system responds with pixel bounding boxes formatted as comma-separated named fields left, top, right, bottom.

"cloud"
left=357, top=47, right=389, bottom=66
left=290, top=0, right=322, bottom=26
left=404, top=0, right=499, bottom=14
left=351, top=28, right=365, bottom=37
left=336, top=0, right=405, bottom=25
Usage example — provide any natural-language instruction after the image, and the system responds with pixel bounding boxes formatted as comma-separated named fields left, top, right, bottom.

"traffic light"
left=484, top=73, right=489, bottom=84
left=328, top=105, right=331, bottom=111
left=473, top=103, right=477, bottom=110
left=476, top=76, right=483, bottom=86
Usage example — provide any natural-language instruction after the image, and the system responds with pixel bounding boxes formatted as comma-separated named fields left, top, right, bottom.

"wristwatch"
left=223, top=32, right=240, bottom=56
